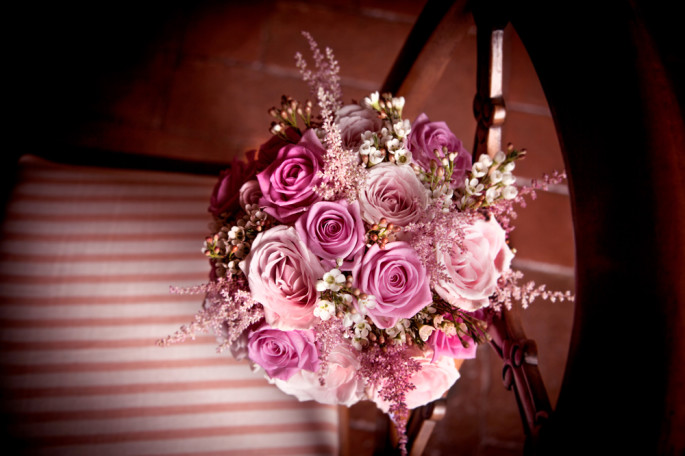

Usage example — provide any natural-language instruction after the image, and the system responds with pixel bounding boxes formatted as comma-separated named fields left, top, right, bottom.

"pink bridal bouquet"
left=161, top=33, right=572, bottom=452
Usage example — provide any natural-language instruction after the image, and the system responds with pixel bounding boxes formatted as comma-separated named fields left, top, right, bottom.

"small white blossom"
left=357, top=294, right=377, bottom=313
left=472, top=162, right=489, bottom=178
left=478, top=154, right=493, bottom=167
left=501, top=172, right=516, bottom=186
left=418, top=325, right=435, bottom=342
left=493, top=150, right=507, bottom=163
left=502, top=185, right=518, bottom=200
left=316, top=269, right=346, bottom=292
left=364, top=92, right=380, bottom=109
left=503, top=162, right=516, bottom=173
left=485, top=186, right=500, bottom=203
left=393, top=148, right=412, bottom=166
left=355, top=321, right=371, bottom=338
left=490, top=170, right=503, bottom=184
left=391, top=96, right=405, bottom=111
left=393, top=119, right=411, bottom=138
left=313, top=300, right=336, bottom=321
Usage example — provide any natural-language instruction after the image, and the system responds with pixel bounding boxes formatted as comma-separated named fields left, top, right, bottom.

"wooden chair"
left=378, top=0, right=685, bottom=454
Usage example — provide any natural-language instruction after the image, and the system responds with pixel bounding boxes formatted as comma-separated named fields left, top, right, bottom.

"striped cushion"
left=0, top=156, right=339, bottom=455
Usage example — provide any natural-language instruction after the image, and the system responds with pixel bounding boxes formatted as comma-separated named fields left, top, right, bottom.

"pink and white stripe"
left=0, top=156, right=339, bottom=455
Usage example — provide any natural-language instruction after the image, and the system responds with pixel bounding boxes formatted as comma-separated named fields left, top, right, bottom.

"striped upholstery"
left=0, top=156, right=338, bottom=455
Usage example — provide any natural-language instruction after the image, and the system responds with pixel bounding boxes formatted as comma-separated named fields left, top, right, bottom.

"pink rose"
left=353, top=242, right=432, bottom=329
left=271, top=343, right=366, bottom=406
left=428, top=324, right=478, bottom=362
left=408, top=113, right=471, bottom=188
left=208, top=151, right=257, bottom=217
left=238, top=180, right=262, bottom=210
left=357, top=163, right=429, bottom=226
left=241, top=225, right=325, bottom=330
left=335, top=104, right=384, bottom=149
left=368, top=348, right=460, bottom=412
left=247, top=324, right=320, bottom=381
left=257, top=129, right=325, bottom=223
left=434, top=217, right=514, bottom=311
left=295, top=200, right=365, bottom=271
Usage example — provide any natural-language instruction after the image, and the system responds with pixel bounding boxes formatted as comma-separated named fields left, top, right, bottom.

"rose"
left=407, top=113, right=471, bottom=188
left=368, top=348, right=460, bottom=412
left=357, top=163, right=429, bottom=226
left=255, top=128, right=301, bottom=172
left=257, top=129, right=325, bottom=223
left=238, top=180, right=262, bottom=210
left=353, top=242, right=432, bottom=329
left=208, top=150, right=257, bottom=217
left=434, top=217, right=514, bottom=311
left=295, top=200, right=365, bottom=271
left=428, top=324, right=478, bottom=362
left=247, top=324, right=320, bottom=381
left=271, top=343, right=366, bottom=406
left=241, top=225, right=325, bottom=330
left=335, top=104, right=384, bottom=149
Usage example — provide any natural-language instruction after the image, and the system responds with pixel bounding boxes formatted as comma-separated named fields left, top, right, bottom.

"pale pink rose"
left=238, top=180, right=262, bottom=210
left=335, top=104, right=384, bottom=149
left=208, top=151, right=257, bottom=217
left=407, top=113, right=471, bottom=188
left=434, top=217, right=514, bottom=311
left=357, top=163, right=429, bottom=226
left=241, top=225, right=325, bottom=330
left=295, top=200, right=365, bottom=271
left=368, top=349, right=460, bottom=412
left=271, top=343, right=366, bottom=406
left=247, top=324, right=320, bottom=381
left=353, top=242, right=432, bottom=329
left=257, top=129, right=325, bottom=223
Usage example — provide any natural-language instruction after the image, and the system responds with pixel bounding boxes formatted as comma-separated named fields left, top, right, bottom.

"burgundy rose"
left=352, top=242, right=432, bottom=329
left=247, top=324, right=320, bottom=381
left=257, top=129, right=325, bottom=223
left=408, top=113, right=471, bottom=188
left=295, top=200, right=365, bottom=271
left=208, top=150, right=257, bottom=217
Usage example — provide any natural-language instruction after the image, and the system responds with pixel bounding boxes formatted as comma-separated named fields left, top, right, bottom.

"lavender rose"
left=434, top=217, right=514, bottom=311
left=353, top=242, right=432, bottom=329
left=257, top=129, right=325, bottom=223
left=247, top=324, right=320, bottom=381
left=408, top=113, right=471, bottom=188
left=295, top=200, right=365, bottom=271
left=335, top=104, right=384, bottom=149
left=241, top=225, right=325, bottom=330
left=271, top=343, right=366, bottom=406
left=357, top=163, right=429, bottom=226
left=208, top=151, right=257, bottom=217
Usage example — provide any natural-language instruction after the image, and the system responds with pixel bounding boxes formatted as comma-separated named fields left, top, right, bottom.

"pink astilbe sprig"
left=359, top=344, right=421, bottom=456
left=488, top=170, right=569, bottom=233
left=296, top=32, right=368, bottom=201
left=404, top=199, right=477, bottom=285
left=157, top=278, right=264, bottom=352
left=492, top=269, right=575, bottom=311
left=313, top=317, right=346, bottom=386
left=295, top=31, right=342, bottom=111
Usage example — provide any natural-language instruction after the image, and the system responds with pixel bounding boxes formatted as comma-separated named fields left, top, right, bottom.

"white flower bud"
left=494, top=150, right=507, bottom=163
left=478, top=154, right=493, bottom=167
